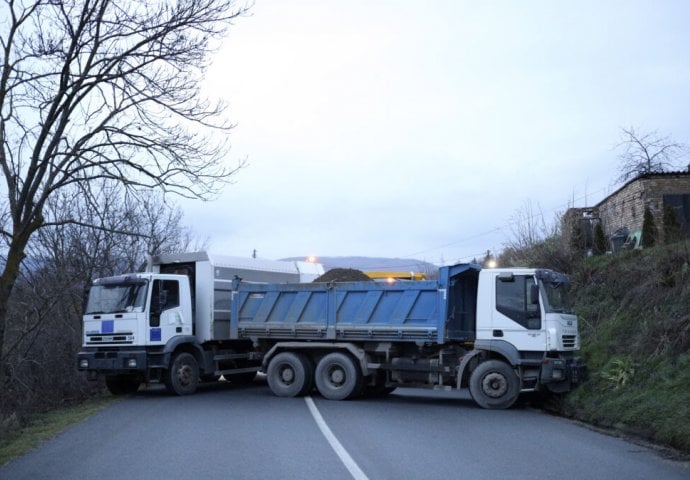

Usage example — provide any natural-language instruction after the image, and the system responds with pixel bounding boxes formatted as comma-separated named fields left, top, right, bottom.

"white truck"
left=78, top=253, right=584, bottom=408
left=77, top=251, right=323, bottom=395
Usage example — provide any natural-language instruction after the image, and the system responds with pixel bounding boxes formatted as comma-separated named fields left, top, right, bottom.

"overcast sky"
left=180, top=0, right=690, bottom=266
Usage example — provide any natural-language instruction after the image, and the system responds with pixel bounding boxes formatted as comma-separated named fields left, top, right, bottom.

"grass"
left=561, top=241, right=690, bottom=453
left=0, top=395, right=119, bottom=466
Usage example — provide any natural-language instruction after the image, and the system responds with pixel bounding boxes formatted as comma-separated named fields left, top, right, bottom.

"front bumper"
left=77, top=349, right=149, bottom=374
left=540, top=355, right=586, bottom=393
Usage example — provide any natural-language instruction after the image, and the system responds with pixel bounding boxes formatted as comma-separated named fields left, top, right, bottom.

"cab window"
left=149, top=280, right=180, bottom=327
left=495, top=275, right=540, bottom=329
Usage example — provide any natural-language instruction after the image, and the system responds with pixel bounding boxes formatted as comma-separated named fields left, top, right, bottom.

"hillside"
left=562, top=241, right=690, bottom=453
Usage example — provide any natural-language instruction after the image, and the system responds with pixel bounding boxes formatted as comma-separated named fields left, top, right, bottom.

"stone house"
left=564, top=172, right=690, bottom=251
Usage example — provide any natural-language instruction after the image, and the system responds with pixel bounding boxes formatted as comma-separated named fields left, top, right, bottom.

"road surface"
left=1, top=378, right=688, bottom=479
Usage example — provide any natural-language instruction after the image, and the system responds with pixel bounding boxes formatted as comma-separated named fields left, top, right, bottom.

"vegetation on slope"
left=563, top=242, right=690, bottom=452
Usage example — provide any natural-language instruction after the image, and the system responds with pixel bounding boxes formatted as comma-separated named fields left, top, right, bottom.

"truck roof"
left=149, top=251, right=324, bottom=277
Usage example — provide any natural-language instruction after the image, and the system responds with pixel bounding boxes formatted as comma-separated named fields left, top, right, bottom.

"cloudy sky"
left=181, top=0, right=690, bottom=265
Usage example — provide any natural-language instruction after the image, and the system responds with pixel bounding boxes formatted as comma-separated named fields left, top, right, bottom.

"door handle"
left=493, top=329, right=504, bottom=337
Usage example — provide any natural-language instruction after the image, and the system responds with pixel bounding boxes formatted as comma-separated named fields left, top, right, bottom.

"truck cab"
left=470, top=267, right=582, bottom=395
left=79, top=273, right=194, bottom=393
left=475, top=268, right=578, bottom=351
left=82, top=273, right=193, bottom=350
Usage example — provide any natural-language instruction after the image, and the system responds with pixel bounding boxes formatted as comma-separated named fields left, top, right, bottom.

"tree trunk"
left=0, top=231, right=31, bottom=365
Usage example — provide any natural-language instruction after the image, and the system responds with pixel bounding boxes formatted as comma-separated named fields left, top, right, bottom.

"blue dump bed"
left=230, top=264, right=481, bottom=344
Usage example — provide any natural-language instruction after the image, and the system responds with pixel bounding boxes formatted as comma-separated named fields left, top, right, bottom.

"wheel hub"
left=482, top=372, right=508, bottom=398
left=280, top=366, right=295, bottom=384
left=329, top=367, right=345, bottom=386
left=178, top=365, right=192, bottom=386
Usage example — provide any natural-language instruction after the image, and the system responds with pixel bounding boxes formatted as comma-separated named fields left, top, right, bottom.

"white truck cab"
left=82, top=273, right=193, bottom=350
left=470, top=267, right=582, bottom=395
left=476, top=268, right=579, bottom=352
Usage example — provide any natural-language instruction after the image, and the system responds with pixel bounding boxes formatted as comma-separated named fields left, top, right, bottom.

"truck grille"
left=562, top=335, right=577, bottom=348
left=86, top=332, right=133, bottom=345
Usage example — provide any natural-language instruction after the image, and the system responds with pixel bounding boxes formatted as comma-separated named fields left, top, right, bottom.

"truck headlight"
left=79, top=359, right=89, bottom=369
left=126, top=358, right=137, bottom=368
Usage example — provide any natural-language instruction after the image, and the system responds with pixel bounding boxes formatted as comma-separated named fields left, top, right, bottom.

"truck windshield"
left=85, top=282, right=148, bottom=314
left=539, top=280, right=574, bottom=314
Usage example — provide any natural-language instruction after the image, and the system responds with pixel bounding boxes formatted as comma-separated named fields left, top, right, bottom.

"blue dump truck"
left=78, top=252, right=584, bottom=409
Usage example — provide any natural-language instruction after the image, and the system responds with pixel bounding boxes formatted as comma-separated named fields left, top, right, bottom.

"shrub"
left=593, top=222, right=607, bottom=255
left=641, top=207, right=657, bottom=247
left=662, top=204, right=682, bottom=245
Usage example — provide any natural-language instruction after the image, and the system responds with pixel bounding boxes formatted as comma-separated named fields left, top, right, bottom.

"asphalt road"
left=1, top=378, right=688, bottom=480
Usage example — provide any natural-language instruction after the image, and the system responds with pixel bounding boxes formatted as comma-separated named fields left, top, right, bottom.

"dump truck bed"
left=230, top=280, right=450, bottom=344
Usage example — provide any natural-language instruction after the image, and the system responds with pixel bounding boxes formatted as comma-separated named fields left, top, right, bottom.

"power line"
left=399, top=185, right=610, bottom=263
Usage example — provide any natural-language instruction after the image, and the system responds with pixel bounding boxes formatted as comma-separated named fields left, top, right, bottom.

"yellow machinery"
left=364, top=271, right=427, bottom=281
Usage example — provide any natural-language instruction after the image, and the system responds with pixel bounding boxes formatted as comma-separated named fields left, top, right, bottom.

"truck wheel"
left=469, top=360, right=520, bottom=409
left=315, top=352, right=362, bottom=400
left=105, top=375, right=141, bottom=395
left=298, top=355, right=315, bottom=395
left=267, top=352, right=312, bottom=397
left=164, top=352, right=199, bottom=395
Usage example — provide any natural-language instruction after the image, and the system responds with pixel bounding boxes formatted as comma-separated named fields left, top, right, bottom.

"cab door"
left=147, top=279, right=184, bottom=345
left=492, top=274, right=546, bottom=352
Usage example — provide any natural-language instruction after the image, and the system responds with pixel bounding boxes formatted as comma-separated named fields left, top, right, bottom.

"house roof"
left=593, top=171, right=690, bottom=209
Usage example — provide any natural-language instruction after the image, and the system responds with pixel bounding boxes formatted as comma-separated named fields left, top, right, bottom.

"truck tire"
left=267, top=352, right=312, bottom=397
left=164, top=352, right=199, bottom=395
left=105, top=375, right=141, bottom=395
left=315, top=352, right=362, bottom=400
left=469, top=360, right=520, bottom=409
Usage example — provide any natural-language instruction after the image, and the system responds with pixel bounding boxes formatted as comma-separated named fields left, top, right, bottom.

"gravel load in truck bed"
left=312, top=268, right=372, bottom=283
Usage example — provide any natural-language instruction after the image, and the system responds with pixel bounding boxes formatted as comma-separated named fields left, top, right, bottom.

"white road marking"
left=304, top=396, right=370, bottom=480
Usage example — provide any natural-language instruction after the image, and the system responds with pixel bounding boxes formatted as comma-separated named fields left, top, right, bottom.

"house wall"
left=597, top=180, right=645, bottom=239
left=597, top=174, right=690, bottom=244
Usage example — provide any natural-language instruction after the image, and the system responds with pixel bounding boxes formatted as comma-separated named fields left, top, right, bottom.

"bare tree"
left=0, top=0, right=248, bottom=362
left=616, top=127, right=685, bottom=184
left=2, top=183, right=196, bottom=417
left=500, top=201, right=578, bottom=272
left=505, top=199, right=551, bottom=251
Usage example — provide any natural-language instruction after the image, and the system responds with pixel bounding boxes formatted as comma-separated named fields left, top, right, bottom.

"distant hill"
left=282, top=256, right=437, bottom=273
